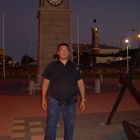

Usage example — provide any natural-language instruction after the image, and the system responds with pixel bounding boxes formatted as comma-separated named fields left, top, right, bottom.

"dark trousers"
left=44, top=97, right=76, bottom=140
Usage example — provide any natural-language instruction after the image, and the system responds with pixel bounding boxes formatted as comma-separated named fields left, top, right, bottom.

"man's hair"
left=57, top=43, right=70, bottom=51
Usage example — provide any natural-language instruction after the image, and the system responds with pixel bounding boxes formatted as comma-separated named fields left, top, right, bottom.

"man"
left=41, top=43, right=86, bottom=140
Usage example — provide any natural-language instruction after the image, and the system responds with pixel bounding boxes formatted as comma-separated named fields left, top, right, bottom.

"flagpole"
left=77, top=14, right=80, bottom=66
left=2, top=12, right=6, bottom=79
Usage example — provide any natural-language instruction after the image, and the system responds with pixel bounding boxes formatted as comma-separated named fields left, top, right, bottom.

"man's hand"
left=79, top=100, right=86, bottom=111
left=41, top=99, right=47, bottom=111
left=41, top=79, right=50, bottom=111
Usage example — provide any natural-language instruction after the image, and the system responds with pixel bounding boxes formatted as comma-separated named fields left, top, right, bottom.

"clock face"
left=47, top=0, right=63, bottom=6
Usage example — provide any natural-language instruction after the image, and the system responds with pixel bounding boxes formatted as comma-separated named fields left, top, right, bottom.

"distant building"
left=72, top=43, right=119, bottom=65
left=0, top=48, right=3, bottom=56
left=91, top=25, right=120, bottom=64
left=72, top=23, right=120, bottom=66
left=97, top=44, right=120, bottom=63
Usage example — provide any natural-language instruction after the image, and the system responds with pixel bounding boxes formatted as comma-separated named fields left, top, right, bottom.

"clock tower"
left=37, top=0, right=72, bottom=82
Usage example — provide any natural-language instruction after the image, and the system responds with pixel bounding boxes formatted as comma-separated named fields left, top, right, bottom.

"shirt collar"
left=58, top=59, right=71, bottom=65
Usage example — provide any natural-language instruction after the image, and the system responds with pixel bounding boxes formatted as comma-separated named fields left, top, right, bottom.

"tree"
left=0, top=55, right=13, bottom=65
left=21, top=55, right=34, bottom=65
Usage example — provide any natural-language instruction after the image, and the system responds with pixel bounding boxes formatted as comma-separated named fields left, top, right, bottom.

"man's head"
left=57, top=43, right=70, bottom=61
left=57, top=43, right=70, bottom=51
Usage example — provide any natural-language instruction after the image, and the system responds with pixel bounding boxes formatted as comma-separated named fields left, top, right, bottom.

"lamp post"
left=124, top=39, right=130, bottom=74
left=137, top=34, right=140, bottom=67
left=76, top=14, right=80, bottom=66
left=2, top=12, right=6, bottom=79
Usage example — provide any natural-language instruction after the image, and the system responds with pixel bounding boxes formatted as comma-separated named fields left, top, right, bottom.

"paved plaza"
left=0, top=78, right=140, bottom=140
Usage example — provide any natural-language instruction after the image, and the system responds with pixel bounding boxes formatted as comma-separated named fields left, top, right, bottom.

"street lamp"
left=124, top=39, right=130, bottom=74
left=137, top=33, right=140, bottom=48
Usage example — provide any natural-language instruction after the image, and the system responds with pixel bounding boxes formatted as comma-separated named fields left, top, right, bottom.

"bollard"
left=100, top=74, right=103, bottom=83
left=29, top=80, right=35, bottom=95
left=95, top=78, right=101, bottom=94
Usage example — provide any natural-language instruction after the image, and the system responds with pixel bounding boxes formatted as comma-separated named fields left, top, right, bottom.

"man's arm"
left=77, top=79, right=86, bottom=111
left=41, top=79, right=50, bottom=111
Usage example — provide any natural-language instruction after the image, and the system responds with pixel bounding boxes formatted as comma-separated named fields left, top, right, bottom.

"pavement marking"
left=31, top=135, right=44, bottom=140
left=14, top=119, right=25, bottom=124
left=30, top=127, right=44, bottom=133
left=11, top=132, right=25, bottom=138
left=11, top=116, right=64, bottom=140
left=12, top=125, right=25, bottom=130
left=29, top=121, right=41, bottom=126
left=11, top=116, right=46, bottom=140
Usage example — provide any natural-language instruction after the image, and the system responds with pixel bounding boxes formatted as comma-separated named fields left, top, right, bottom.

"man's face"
left=58, top=45, right=70, bottom=60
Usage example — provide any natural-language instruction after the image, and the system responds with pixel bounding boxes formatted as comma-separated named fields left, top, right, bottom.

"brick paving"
left=0, top=78, right=140, bottom=140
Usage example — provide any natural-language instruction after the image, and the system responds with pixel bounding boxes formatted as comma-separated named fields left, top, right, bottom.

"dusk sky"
left=0, top=0, right=140, bottom=61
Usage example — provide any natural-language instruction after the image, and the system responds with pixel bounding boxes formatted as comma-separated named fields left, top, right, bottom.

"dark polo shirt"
left=42, top=60, right=82, bottom=100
